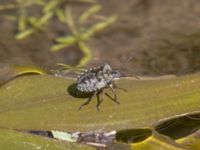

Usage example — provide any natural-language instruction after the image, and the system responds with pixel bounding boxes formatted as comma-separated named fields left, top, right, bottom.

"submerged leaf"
left=51, top=44, right=72, bottom=51
left=81, top=15, right=117, bottom=40
left=43, top=0, right=60, bottom=13
left=55, top=36, right=77, bottom=45
left=15, top=29, right=34, bottom=40
left=76, top=42, right=92, bottom=67
left=78, top=4, right=102, bottom=24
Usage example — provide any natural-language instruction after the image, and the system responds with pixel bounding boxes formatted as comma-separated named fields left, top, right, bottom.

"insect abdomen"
left=77, top=78, right=107, bottom=92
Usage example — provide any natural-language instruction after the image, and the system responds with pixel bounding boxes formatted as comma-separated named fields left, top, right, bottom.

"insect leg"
left=79, top=91, right=97, bottom=110
left=105, top=92, right=120, bottom=104
left=113, top=83, right=127, bottom=92
left=96, top=90, right=104, bottom=111
left=96, top=92, right=101, bottom=111
left=106, top=85, right=120, bottom=104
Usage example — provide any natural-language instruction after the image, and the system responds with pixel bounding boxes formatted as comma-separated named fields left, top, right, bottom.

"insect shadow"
left=67, top=83, right=94, bottom=99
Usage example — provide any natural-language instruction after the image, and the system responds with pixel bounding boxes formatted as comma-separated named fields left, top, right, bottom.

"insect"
left=76, top=63, right=122, bottom=111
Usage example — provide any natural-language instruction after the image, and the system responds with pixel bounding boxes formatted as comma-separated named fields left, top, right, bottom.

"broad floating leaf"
left=155, top=112, right=200, bottom=140
left=131, top=133, right=186, bottom=150
left=115, top=128, right=152, bottom=143
left=0, top=74, right=199, bottom=132
left=177, top=129, right=200, bottom=150
left=0, top=129, right=93, bottom=150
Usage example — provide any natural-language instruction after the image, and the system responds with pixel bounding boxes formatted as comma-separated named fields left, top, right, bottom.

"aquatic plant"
left=0, top=0, right=117, bottom=67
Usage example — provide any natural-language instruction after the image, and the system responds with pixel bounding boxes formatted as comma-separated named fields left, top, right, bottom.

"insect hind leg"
left=79, top=91, right=97, bottom=110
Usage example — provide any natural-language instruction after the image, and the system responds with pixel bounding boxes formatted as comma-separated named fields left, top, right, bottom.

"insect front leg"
left=113, top=82, right=127, bottom=92
left=106, top=85, right=120, bottom=104
left=79, top=91, right=97, bottom=110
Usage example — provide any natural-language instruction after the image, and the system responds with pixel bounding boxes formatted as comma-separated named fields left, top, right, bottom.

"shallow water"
left=0, top=0, right=199, bottom=77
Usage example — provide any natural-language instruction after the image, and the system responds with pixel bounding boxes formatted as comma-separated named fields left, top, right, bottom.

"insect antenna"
left=111, top=63, right=140, bottom=79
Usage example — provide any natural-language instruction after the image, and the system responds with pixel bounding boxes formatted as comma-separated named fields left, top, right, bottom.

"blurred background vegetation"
left=0, top=0, right=199, bottom=76
left=0, top=0, right=118, bottom=73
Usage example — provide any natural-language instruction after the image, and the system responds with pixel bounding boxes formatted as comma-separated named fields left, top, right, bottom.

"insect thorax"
left=76, top=64, right=120, bottom=92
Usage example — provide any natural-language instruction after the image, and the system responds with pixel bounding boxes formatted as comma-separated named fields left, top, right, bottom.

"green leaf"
left=28, top=17, right=39, bottom=28
left=65, top=6, right=78, bottom=35
left=0, top=74, right=199, bottom=132
left=55, top=8, right=66, bottom=23
left=18, top=9, right=27, bottom=32
left=76, top=0, right=98, bottom=3
left=76, top=42, right=92, bottom=67
left=78, top=4, right=102, bottom=24
left=81, top=15, right=117, bottom=40
left=115, top=129, right=190, bottom=150
left=177, top=129, right=200, bottom=150
left=155, top=112, right=200, bottom=140
left=0, top=64, right=46, bottom=85
left=55, top=35, right=78, bottom=45
left=0, top=129, right=93, bottom=150
left=43, top=0, right=60, bottom=13
left=115, top=128, right=152, bottom=143
left=38, top=12, right=54, bottom=26
left=15, top=29, right=35, bottom=40
left=131, top=133, right=186, bottom=150
left=51, top=44, right=71, bottom=51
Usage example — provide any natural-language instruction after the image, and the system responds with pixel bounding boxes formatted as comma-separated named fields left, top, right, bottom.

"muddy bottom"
left=0, top=0, right=200, bottom=76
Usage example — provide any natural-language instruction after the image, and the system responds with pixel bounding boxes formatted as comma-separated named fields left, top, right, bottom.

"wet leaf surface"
left=0, top=74, right=199, bottom=132
left=115, top=128, right=152, bottom=143
left=176, top=129, right=200, bottom=150
left=0, top=129, right=94, bottom=150
left=131, top=133, right=187, bottom=150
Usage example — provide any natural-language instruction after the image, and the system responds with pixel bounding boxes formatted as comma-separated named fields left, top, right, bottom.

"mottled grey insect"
left=76, top=63, right=122, bottom=111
